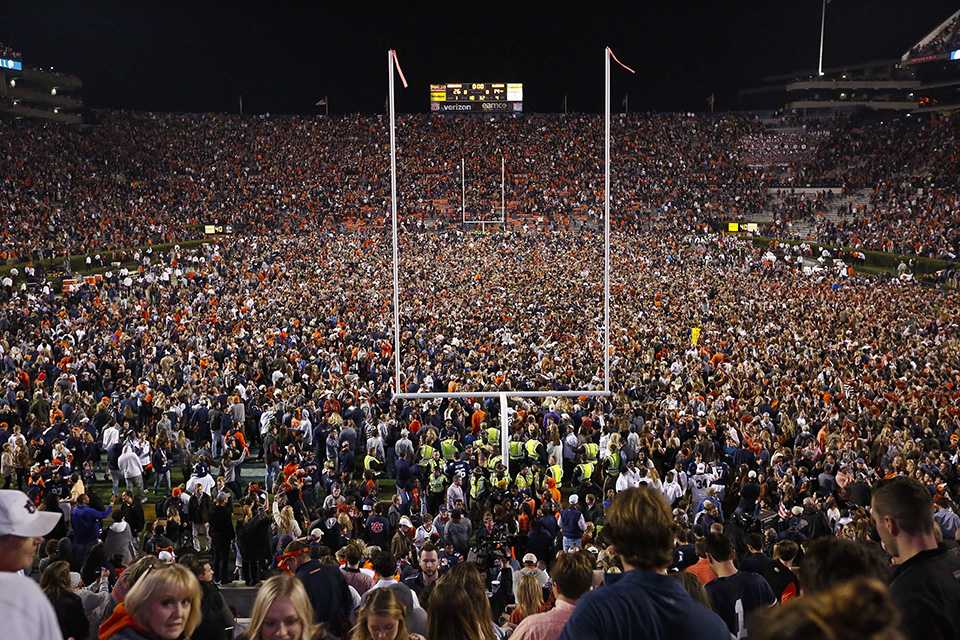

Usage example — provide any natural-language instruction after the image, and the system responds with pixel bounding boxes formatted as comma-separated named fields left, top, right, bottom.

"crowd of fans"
left=0, top=100, right=958, bottom=639
left=3, top=109, right=958, bottom=267
left=908, top=12, right=960, bottom=59
left=813, top=183, right=960, bottom=260
left=0, top=41, right=22, bottom=61
left=0, top=111, right=771, bottom=263
left=735, top=129, right=827, bottom=167
left=793, top=114, right=960, bottom=190
left=0, top=205, right=958, bottom=639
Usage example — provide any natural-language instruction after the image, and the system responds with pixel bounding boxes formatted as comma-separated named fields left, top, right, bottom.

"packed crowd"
left=2, top=109, right=958, bottom=265
left=793, top=114, right=960, bottom=190
left=0, top=41, right=22, bottom=61
left=813, top=183, right=960, bottom=259
left=0, top=111, right=768, bottom=263
left=908, top=12, right=960, bottom=59
left=0, top=207, right=958, bottom=639
left=735, top=129, right=827, bottom=167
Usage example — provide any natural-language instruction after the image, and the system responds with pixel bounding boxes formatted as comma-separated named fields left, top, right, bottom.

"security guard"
left=525, top=437, right=543, bottom=466
left=574, top=460, right=596, bottom=486
left=440, top=435, right=460, bottom=461
left=487, top=453, right=504, bottom=472
left=423, top=450, right=443, bottom=476
left=545, top=457, right=563, bottom=489
left=364, top=452, right=384, bottom=477
left=514, top=465, right=533, bottom=492
left=581, top=441, right=600, bottom=462
left=604, top=444, right=622, bottom=482
left=491, top=465, right=511, bottom=491
left=486, top=425, right=501, bottom=448
left=508, top=436, right=526, bottom=465
left=419, top=441, right=436, bottom=467
left=470, top=467, right=487, bottom=505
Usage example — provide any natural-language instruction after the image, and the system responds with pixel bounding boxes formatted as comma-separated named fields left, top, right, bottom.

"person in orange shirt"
left=685, top=539, right=719, bottom=586
left=470, top=403, right=487, bottom=435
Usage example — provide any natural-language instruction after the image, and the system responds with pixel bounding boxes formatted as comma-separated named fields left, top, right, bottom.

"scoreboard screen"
left=430, top=82, right=523, bottom=113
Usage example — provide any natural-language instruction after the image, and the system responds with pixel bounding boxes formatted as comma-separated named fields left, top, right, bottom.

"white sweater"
left=118, top=450, right=144, bottom=479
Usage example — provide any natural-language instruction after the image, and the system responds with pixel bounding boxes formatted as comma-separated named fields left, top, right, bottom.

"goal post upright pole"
left=389, top=50, right=402, bottom=397
left=500, top=392, right=510, bottom=477
left=604, top=47, right=611, bottom=395
left=501, top=153, right=506, bottom=230
left=461, top=157, right=466, bottom=225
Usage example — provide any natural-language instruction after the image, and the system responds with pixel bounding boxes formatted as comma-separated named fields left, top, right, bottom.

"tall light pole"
left=818, top=0, right=828, bottom=76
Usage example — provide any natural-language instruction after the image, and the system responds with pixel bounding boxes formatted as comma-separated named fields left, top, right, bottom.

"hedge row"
left=750, top=235, right=957, bottom=276
left=1, top=237, right=210, bottom=281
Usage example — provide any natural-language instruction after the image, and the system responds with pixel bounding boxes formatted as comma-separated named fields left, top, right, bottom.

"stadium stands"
left=0, top=41, right=23, bottom=61
left=1, top=110, right=957, bottom=265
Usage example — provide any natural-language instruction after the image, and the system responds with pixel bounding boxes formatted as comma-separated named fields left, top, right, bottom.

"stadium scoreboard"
left=430, top=83, right=523, bottom=113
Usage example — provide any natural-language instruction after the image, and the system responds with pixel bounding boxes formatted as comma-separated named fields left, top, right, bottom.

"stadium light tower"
left=818, top=0, right=829, bottom=76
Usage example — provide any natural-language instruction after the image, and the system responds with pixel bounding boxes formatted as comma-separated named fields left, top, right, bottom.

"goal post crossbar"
left=395, top=390, right=611, bottom=476
left=395, top=390, right=611, bottom=400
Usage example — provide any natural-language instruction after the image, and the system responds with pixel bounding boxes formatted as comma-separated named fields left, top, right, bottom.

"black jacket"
left=296, top=559, right=353, bottom=637
left=237, top=510, right=271, bottom=560
left=889, top=544, right=960, bottom=640
left=193, top=581, right=235, bottom=640
left=48, top=590, right=88, bottom=640
left=120, top=501, right=145, bottom=537
left=209, top=503, right=236, bottom=547
left=188, top=493, right=211, bottom=524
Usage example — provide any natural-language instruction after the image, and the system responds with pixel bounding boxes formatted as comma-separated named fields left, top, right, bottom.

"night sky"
left=1, top=1, right=957, bottom=115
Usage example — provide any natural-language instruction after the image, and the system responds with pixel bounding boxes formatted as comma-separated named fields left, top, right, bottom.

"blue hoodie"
left=71, top=504, right=112, bottom=545
left=559, top=569, right=728, bottom=640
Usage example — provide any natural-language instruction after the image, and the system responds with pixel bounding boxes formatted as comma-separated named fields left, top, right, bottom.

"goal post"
left=461, top=154, right=506, bottom=231
left=386, top=48, right=631, bottom=475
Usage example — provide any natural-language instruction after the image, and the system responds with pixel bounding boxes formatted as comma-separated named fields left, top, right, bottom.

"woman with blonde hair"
left=509, top=573, right=546, bottom=625
left=243, top=574, right=324, bottom=640
left=352, top=587, right=425, bottom=640
left=274, top=502, right=302, bottom=538
left=99, top=563, right=202, bottom=640
left=337, top=511, right=354, bottom=537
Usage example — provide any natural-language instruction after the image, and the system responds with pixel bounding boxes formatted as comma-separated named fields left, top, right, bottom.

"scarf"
left=98, top=602, right=147, bottom=640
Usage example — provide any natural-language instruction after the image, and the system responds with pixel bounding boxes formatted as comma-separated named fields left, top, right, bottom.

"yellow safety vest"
left=486, top=428, right=500, bottom=447
left=605, top=452, right=621, bottom=478
left=525, top=439, right=541, bottom=459
left=428, top=473, right=447, bottom=494
left=440, top=439, right=458, bottom=461
left=547, top=463, right=563, bottom=488
left=470, top=474, right=486, bottom=499
left=577, top=462, right=595, bottom=481
left=364, top=455, right=382, bottom=475
left=515, top=472, right=530, bottom=491
left=487, top=454, right=503, bottom=471
left=419, top=444, right=435, bottom=464
left=509, top=441, right=525, bottom=460
left=583, top=443, right=599, bottom=461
